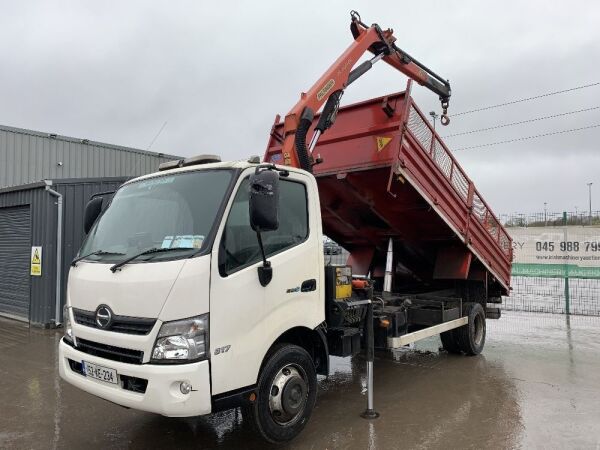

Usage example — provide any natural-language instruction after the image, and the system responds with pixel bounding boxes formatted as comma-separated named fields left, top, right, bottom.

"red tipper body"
left=265, top=82, right=512, bottom=295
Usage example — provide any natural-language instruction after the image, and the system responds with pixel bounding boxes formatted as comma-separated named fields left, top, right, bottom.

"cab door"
left=209, top=169, right=323, bottom=396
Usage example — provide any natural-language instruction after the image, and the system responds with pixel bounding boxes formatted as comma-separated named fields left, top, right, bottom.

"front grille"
left=75, top=338, right=144, bottom=365
left=73, top=308, right=156, bottom=335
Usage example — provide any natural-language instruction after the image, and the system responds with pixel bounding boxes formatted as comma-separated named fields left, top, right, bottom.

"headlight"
left=63, top=305, right=74, bottom=344
left=151, top=314, right=209, bottom=363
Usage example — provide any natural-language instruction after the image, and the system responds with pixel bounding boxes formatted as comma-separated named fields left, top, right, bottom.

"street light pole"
left=588, top=182, right=593, bottom=226
left=429, top=111, right=439, bottom=131
left=544, top=202, right=547, bottom=227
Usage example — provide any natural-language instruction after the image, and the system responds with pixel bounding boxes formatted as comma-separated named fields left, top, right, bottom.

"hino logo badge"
left=95, top=305, right=113, bottom=329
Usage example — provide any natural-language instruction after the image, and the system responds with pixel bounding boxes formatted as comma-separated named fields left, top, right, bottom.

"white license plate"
left=82, top=361, right=118, bottom=384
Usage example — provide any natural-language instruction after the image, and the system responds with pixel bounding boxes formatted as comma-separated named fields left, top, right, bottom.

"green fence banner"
left=508, top=226, right=600, bottom=279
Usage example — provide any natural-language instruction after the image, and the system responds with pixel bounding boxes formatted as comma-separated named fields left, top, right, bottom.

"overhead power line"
left=443, top=106, right=600, bottom=138
left=453, top=123, right=600, bottom=151
left=451, top=82, right=600, bottom=117
left=147, top=120, right=168, bottom=151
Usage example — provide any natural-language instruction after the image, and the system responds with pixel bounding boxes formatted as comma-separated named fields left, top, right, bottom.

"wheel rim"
left=268, top=364, right=309, bottom=426
left=473, top=313, right=484, bottom=346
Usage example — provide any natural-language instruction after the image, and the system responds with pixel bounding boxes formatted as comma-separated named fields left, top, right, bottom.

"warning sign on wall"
left=31, top=246, right=42, bottom=276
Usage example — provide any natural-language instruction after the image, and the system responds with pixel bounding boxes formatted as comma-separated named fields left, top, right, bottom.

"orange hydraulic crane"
left=265, top=11, right=512, bottom=293
left=276, top=11, right=452, bottom=172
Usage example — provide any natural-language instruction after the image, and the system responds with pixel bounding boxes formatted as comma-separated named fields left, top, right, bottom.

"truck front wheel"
left=244, top=344, right=317, bottom=443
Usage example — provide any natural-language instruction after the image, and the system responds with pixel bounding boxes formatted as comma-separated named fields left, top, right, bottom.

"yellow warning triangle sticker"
left=376, top=136, right=392, bottom=152
left=32, top=249, right=41, bottom=264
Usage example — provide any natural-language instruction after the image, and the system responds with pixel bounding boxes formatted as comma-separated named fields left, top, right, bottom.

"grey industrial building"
left=0, top=125, right=181, bottom=326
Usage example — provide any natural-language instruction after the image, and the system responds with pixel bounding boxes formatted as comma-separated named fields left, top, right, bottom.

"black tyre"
left=455, top=303, right=486, bottom=355
left=244, top=344, right=317, bottom=444
left=440, top=330, right=461, bottom=354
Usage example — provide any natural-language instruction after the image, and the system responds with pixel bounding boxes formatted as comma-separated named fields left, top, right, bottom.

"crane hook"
left=440, top=99, right=450, bottom=126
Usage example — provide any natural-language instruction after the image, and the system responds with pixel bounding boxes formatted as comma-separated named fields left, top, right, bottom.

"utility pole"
left=544, top=202, right=547, bottom=227
left=429, top=111, right=439, bottom=131
left=563, top=211, right=570, bottom=315
left=588, top=182, right=593, bottom=226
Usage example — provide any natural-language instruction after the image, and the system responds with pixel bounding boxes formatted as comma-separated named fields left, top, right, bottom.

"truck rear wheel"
left=455, top=302, right=486, bottom=355
left=244, top=344, right=317, bottom=443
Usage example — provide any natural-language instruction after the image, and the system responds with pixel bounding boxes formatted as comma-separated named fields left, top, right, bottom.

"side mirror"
left=248, top=168, right=280, bottom=287
left=83, top=197, right=104, bottom=234
left=249, top=169, right=280, bottom=232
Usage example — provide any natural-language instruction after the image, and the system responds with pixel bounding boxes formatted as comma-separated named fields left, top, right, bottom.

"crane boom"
left=274, top=11, right=452, bottom=172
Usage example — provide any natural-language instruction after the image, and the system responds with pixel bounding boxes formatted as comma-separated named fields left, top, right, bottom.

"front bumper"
left=58, top=338, right=211, bottom=417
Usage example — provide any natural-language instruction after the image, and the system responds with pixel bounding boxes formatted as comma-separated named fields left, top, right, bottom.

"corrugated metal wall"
left=0, top=178, right=128, bottom=326
left=0, top=183, right=57, bottom=324
left=55, top=178, right=126, bottom=318
left=0, top=125, right=181, bottom=189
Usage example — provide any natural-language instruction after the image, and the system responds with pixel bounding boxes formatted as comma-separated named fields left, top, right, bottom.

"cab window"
left=219, top=177, right=308, bottom=275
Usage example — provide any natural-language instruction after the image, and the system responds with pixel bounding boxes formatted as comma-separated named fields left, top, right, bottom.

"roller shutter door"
left=0, top=206, right=31, bottom=320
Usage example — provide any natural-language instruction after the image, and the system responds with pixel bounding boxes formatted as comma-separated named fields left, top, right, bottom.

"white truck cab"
left=59, top=158, right=328, bottom=442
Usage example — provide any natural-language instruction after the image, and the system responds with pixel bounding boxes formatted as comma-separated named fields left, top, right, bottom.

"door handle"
left=301, top=279, right=316, bottom=292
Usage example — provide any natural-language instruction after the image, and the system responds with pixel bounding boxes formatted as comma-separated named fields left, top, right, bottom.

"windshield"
left=80, top=169, right=234, bottom=263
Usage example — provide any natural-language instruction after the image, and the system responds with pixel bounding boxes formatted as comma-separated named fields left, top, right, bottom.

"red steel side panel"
left=264, top=90, right=512, bottom=292
left=399, top=100, right=512, bottom=288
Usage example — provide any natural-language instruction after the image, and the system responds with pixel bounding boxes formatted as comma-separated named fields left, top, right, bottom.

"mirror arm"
left=254, top=163, right=289, bottom=177
left=255, top=231, right=273, bottom=287
left=256, top=231, right=268, bottom=266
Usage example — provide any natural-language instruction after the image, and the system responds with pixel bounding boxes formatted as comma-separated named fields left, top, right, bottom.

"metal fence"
left=325, top=208, right=600, bottom=317
left=500, top=211, right=600, bottom=227
left=503, top=277, right=600, bottom=316
left=324, top=247, right=349, bottom=266
left=500, top=211, right=600, bottom=316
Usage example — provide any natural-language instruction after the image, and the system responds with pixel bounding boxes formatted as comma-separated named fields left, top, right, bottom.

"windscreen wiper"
left=109, top=247, right=193, bottom=273
left=71, top=250, right=125, bottom=267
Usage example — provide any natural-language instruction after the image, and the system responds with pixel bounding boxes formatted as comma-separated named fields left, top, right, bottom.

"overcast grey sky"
left=1, top=0, right=599, bottom=213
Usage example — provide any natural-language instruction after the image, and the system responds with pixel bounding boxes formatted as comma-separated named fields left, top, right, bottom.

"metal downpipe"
left=45, top=182, right=63, bottom=326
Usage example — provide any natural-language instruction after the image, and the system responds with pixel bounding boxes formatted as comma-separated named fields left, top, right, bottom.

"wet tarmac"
left=1, top=311, right=599, bottom=449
